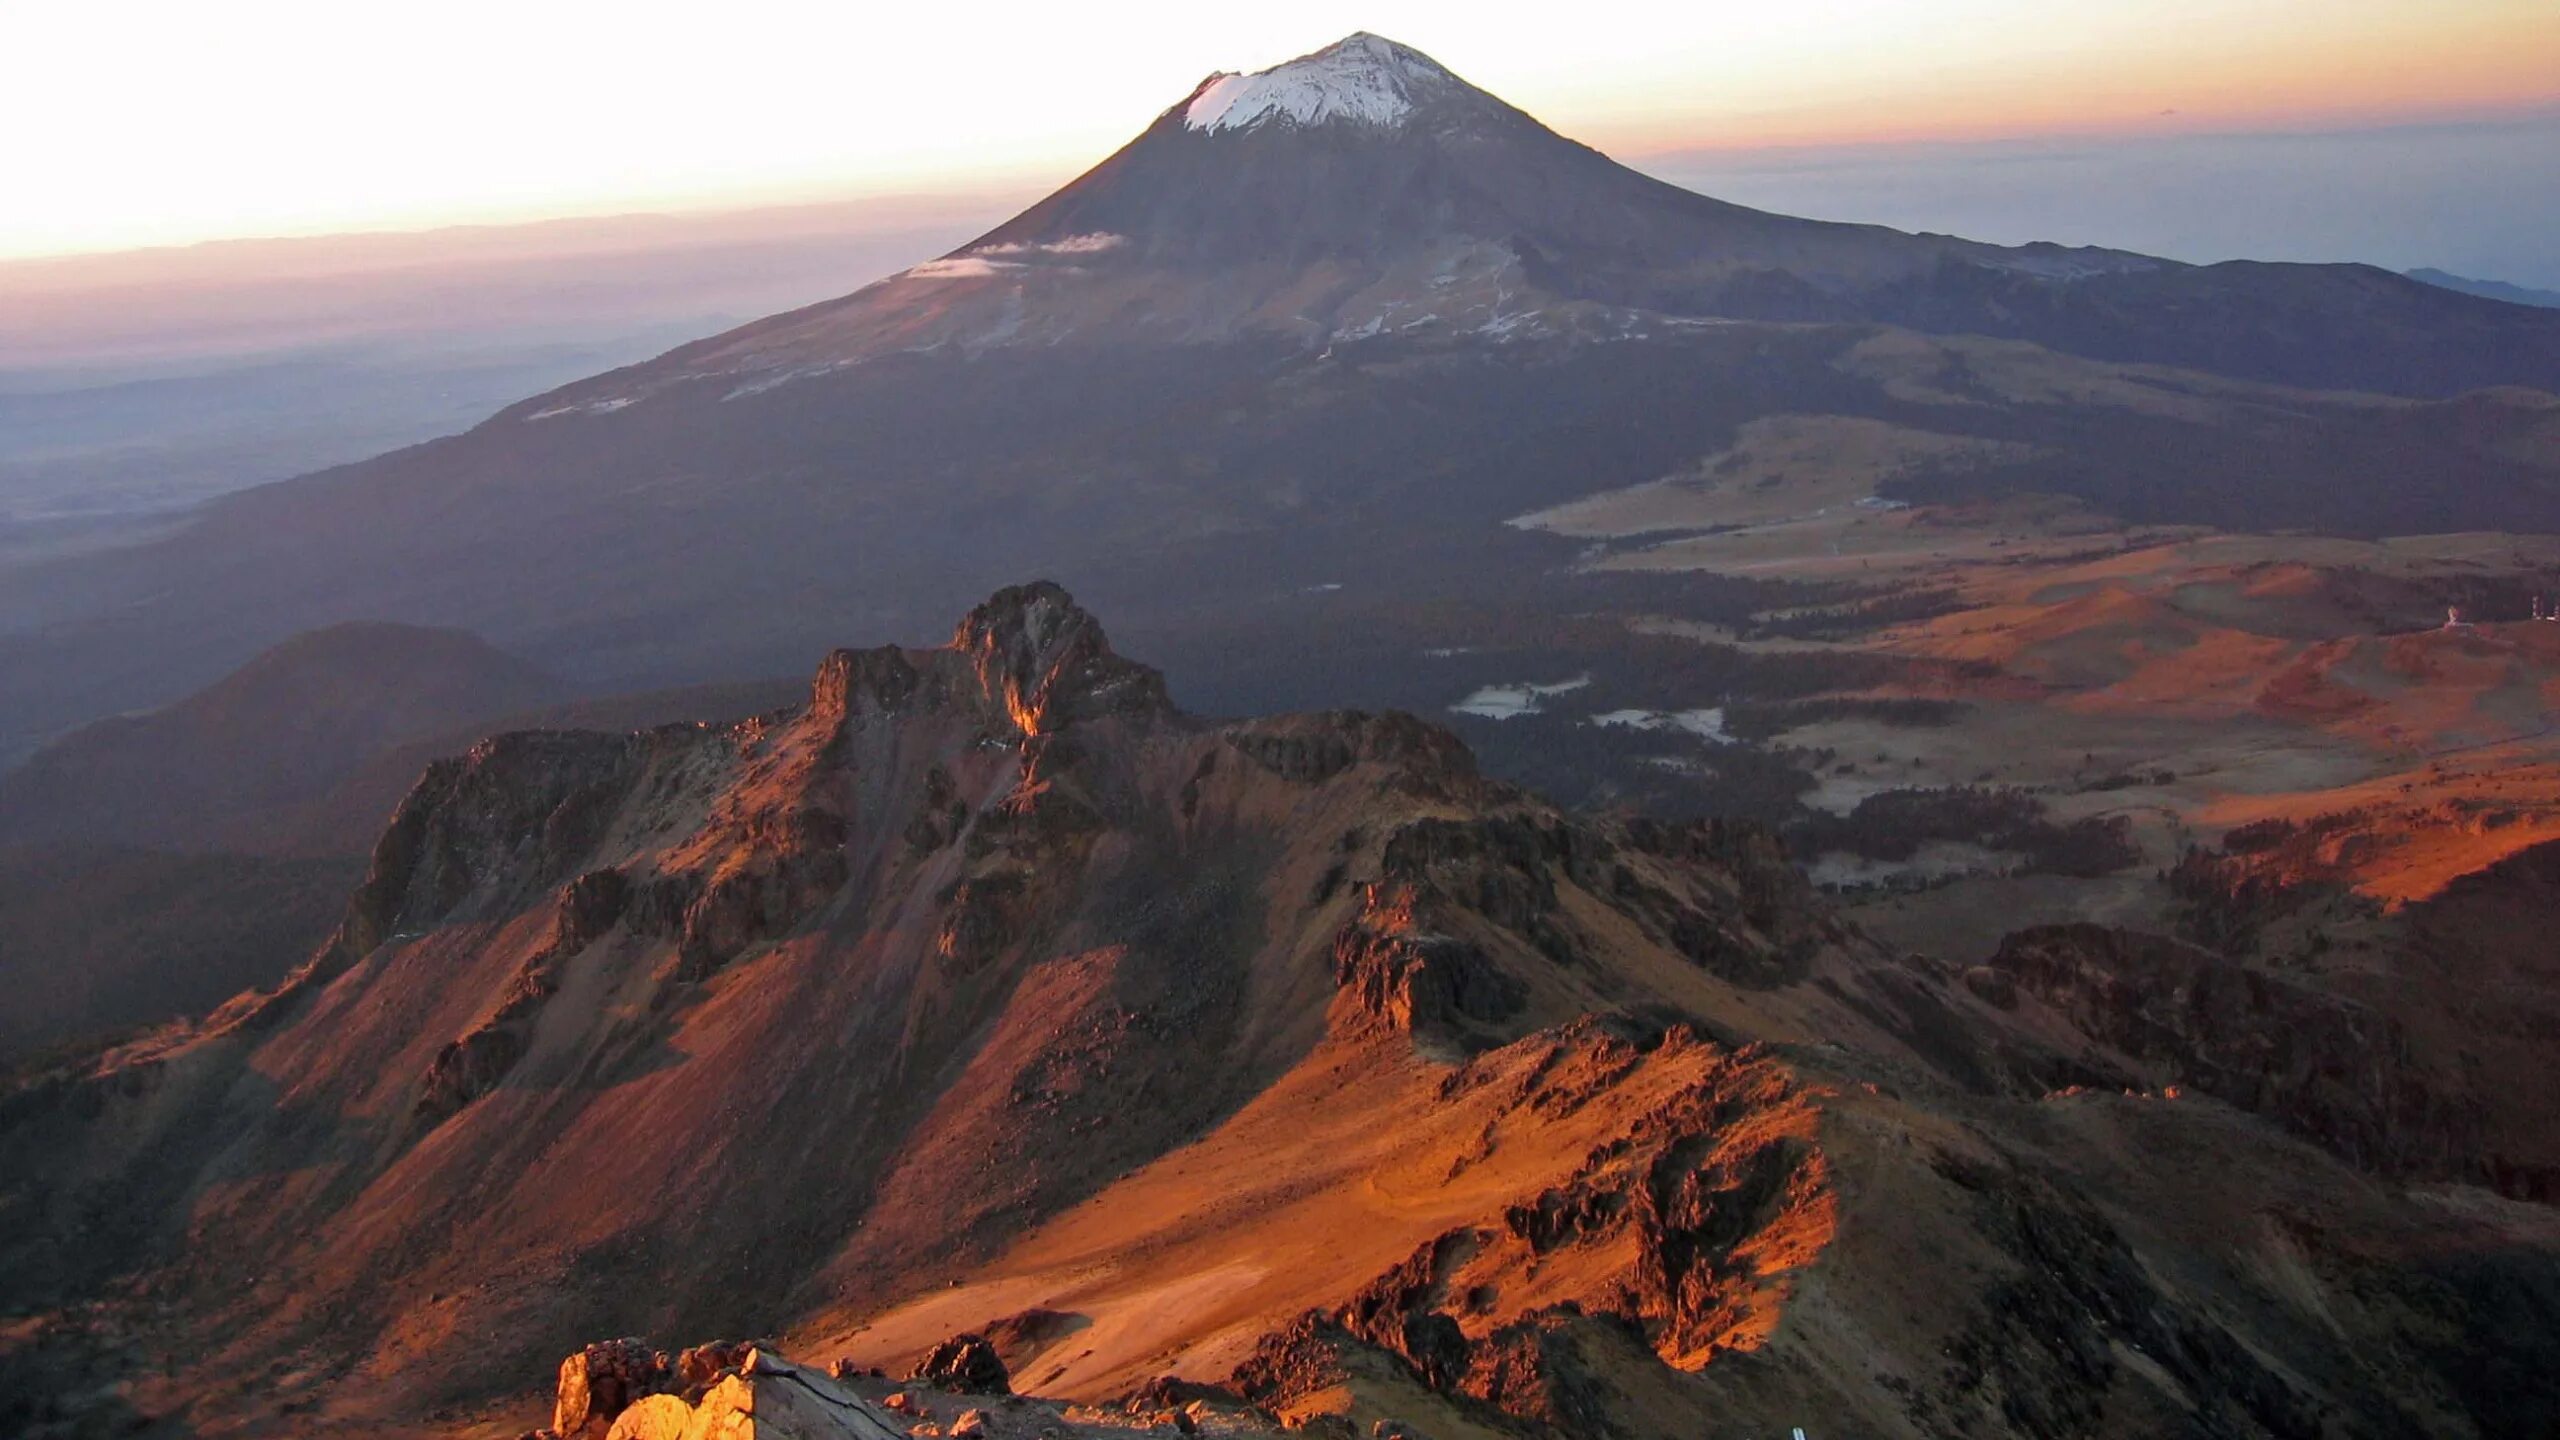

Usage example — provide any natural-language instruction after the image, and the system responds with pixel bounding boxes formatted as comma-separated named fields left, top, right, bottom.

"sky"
left=5, top=0, right=2557, bottom=276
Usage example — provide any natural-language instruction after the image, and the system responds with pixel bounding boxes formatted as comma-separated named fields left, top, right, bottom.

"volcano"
left=537, top=32, right=2552, bottom=404
left=6, top=32, right=2560, bottom=772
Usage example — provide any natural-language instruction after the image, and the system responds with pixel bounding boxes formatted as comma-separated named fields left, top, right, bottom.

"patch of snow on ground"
left=1450, top=675, right=1590, bottom=720
left=525, top=396, right=639, bottom=422
left=721, top=362, right=857, bottom=402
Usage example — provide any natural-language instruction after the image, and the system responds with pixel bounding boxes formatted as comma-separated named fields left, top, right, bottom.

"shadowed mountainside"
left=0, top=844, right=358, bottom=1066
left=0, top=622, right=564, bottom=851
left=0, top=626, right=806, bottom=1062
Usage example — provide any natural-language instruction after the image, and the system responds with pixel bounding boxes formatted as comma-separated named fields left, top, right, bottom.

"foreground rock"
left=537, top=1344, right=904, bottom=1440
left=556, top=1338, right=674, bottom=1439
left=530, top=1339, right=1274, bottom=1440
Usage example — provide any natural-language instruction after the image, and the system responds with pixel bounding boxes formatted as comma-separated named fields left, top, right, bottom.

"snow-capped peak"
left=1183, top=32, right=1451, bottom=134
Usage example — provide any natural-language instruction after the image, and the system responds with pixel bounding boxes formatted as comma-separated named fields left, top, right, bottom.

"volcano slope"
left=5, top=585, right=2558, bottom=1440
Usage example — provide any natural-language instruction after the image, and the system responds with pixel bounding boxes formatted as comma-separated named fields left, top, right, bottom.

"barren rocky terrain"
left=6, top=586, right=2558, bottom=1439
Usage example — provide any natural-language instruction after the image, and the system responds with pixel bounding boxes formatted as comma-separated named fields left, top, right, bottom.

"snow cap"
left=1183, top=33, right=1452, bottom=134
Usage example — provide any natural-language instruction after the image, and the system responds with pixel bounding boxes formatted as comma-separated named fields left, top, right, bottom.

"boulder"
left=678, top=1339, right=770, bottom=1394
left=606, top=1394, right=698, bottom=1440
left=558, top=1338, right=673, bottom=1440
left=907, top=1333, right=1011, bottom=1394
left=601, top=1349, right=908, bottom=1440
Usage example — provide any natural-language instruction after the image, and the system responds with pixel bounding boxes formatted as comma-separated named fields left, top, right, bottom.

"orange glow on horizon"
left=3, top=0, right=2552, bottom=262
left=1574, top=4, right=2560, bottom=155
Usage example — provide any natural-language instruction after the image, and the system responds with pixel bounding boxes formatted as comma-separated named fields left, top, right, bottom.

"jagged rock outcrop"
left=673, top=804, right=853, bottom=980
left=1919, top=1151, right=2330, bottom=1439
left=1329, top=884, right=1526, bottom=1046
left=952, top=581, right=1172, bottom=739
left=224, top=729, right=677, bottom=1038
left=1223, top=711, right=1475, bottom=789
left=1986, top=923, right=2472, bottom=1176
left=1234, top=1019, right=1833, bottom=1431
left=418, top=868, right=631, bottom=1123
left=352, top=731, right=664, bottom=949
left=1616, top=817, right=1833, bottom=986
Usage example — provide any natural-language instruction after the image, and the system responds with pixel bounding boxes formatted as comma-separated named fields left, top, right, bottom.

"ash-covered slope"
left=8, top=586, right=2560, bottom=1440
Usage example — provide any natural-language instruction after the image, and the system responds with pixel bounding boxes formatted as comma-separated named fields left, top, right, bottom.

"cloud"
left=972, top=231, right=1128, bottom=258
left=906, top=256, right=1019, bottom=279
left=906, top=232, right=1125, bottom=280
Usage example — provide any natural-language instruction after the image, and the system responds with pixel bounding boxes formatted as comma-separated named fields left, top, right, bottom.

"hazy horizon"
left=7, top=1, right=2554, bottom=260
left=11, top=108, right=2554, bottom=332
left=1649, top=108, right=2560, bottom=291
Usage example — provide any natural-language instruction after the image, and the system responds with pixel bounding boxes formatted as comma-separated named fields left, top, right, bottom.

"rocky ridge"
left=6, top=586, right=2560, bottom=1440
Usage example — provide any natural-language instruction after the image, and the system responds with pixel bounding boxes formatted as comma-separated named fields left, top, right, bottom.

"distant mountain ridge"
left=0, top=621, right=565, bottom=854
left=2409, top=267, right=2560, bottom=309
